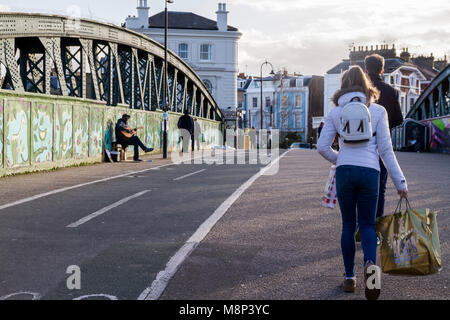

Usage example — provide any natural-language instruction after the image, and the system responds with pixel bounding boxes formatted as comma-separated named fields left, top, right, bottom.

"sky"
left=1, top=0, right=449, bottom=76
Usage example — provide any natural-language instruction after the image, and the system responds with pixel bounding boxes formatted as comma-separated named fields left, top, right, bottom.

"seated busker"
left=115, top=114, right=154, bottom=162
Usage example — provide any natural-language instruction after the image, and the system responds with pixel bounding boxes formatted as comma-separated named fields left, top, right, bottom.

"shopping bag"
left=376, top=199, right=442, bottom=275
left=322, top=165, right=337, bottom=209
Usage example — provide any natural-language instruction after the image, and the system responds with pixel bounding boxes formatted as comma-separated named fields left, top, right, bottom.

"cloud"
left=233, top=0, right=450, bottom=75
left=0, top=5, right=11, bottom=12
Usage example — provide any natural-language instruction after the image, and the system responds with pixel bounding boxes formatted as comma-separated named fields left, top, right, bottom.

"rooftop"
left=148, top=11, right=238, bottom=32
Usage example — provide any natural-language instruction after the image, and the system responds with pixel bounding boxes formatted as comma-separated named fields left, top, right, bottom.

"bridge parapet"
left=0, top=12, right=224, bottom=176
left=393, top=65, right=450, bottom=154
left=0, top=90, right=222, bottom=177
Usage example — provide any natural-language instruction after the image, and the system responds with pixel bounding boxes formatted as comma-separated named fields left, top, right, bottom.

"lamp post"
left=260, top=60, right=275, bottom=130
left=163, top=0, right=173, bottom=159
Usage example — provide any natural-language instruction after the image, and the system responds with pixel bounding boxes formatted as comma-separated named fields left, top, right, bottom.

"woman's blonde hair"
left=332, top=66, right=380, bottom=106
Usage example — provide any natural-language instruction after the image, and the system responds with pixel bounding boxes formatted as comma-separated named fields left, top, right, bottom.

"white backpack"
left=339, top=97, right=375, bottom=144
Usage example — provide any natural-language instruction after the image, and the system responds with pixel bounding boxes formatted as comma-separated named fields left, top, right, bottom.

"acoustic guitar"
left=121, top=126, right=144, bottom=139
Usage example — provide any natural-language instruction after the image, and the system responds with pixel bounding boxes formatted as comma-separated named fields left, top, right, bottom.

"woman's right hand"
left=398, top=189, right=408, bottom=199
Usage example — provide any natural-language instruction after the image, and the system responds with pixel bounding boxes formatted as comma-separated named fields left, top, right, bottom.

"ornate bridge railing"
left=0, top=12, right=224, bottom=121
left=407, top=64, right=449, bottom=121
left=0, top=13, right=224, bottom=177
left=393, top=64, right=450, bottom=154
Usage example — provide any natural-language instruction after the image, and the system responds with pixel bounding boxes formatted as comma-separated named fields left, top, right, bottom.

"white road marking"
left=73, top=294, right=118, bottom=300
left=0, top=157, right=204, bottom=212
left=173, top=169, right=206, bottom=181
left=0, top=292, right=42, bottom=300
left=66, top=190, right=150, bottom=228
left=137, top=150, right=290, bottom=300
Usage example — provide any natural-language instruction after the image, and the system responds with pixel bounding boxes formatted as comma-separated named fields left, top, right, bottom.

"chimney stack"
left=216, top=3, right=229, bottom=32
left=137, top=0, right=150, bottom=28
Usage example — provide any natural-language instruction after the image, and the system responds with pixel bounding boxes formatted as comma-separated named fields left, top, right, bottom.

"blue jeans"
left=336, top=166, right=380, bottom=278
left=377, top=159, right=389, bottom=218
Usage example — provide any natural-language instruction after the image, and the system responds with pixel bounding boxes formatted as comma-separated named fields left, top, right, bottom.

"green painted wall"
left=0, top=90, right=222, bottom=177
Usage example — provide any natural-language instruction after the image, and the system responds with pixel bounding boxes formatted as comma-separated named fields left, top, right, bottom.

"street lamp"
left=163, top=0, right=174, bottom=159
left=260, top=60, right=275, bottom=130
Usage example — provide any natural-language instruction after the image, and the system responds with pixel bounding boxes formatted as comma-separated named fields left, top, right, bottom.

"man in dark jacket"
left=115, top=114, right=153, bottom=162
left=365, top=54, right=404, bottom=218
left=178, top=109, right=194, bottom=153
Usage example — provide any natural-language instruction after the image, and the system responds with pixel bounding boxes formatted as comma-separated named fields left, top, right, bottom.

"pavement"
left=161, top=150, right=450, bottom=300
left=0, top=149, right=448, bottom=300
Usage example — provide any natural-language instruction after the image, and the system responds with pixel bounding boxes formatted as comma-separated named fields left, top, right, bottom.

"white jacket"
left=318, top=91, right=407, bottom=191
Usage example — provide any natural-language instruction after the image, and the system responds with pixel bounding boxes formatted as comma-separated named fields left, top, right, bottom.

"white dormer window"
left=178, top=43, right=189, bottom=60
left=200, top=44, right=212, bottom=61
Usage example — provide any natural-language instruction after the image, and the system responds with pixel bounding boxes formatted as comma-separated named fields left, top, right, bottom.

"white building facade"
left=125, top=2, right=242, bottom=112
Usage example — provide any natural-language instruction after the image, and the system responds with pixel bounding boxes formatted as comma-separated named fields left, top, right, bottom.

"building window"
left=178, top=43, right=188, bottom=60
left=295, top=95, right=302, bottom=108
left=410, top=98, right=415, bottom=110
left=203, top=79, right=213, bottom=93
left=253, top=97, right=258, bottom=108
left=200, top=44, right=212, bottom=61
left=282, top=96, right=288, bottom=108
left=401, top=96, right=405, bottom=114
left=295, top=113, right=302, bottom=128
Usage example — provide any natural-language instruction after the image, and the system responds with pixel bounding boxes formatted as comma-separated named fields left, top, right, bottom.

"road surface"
left=0, top=150, right=448, bottom=300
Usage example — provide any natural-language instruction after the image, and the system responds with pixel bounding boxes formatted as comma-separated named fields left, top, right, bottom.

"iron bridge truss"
left=407, top=65, right=450, bottom=121
left=0, top=13, right=224, bottom=122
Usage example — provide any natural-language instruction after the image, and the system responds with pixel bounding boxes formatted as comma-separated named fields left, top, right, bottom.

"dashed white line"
left=173, top=169, right=207, bottom=181
left=0, top=157, right=204, bottom=212
left=66, top=190, right=150, bottom=228
left=137, top=150, right=290, bottom=300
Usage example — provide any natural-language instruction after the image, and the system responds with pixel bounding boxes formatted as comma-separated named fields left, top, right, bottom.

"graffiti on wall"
left=32, top=103, right=53, bottom=164
left=0, top=92, right=223, bottom=176
left=424, top=117, right=450, bottom=154
left=146, top=112, right=162, bottom=152
left=4, top=99, right=30, bottom=168
left=89, top=107, right=104, bottom=157
left=73, top=106, right=90, bottom=159
left=0, top=100, right=3, bottom=168
left=54, top=104, right=73, bottom=161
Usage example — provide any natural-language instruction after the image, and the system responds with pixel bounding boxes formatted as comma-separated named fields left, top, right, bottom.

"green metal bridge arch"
left=0, top=12, right=224, bottom=121
left=0, top=12, right=224, bottom=176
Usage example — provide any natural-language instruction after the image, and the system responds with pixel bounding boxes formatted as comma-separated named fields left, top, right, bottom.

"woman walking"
left=317, top=66, right=408, bottom=300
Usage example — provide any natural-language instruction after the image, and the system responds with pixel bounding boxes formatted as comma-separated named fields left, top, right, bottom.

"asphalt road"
left=161, top=149, right=450, bottom=300
left=0, top=151, right=270, bottom=300
left=0, top=149, right=448, bottom=300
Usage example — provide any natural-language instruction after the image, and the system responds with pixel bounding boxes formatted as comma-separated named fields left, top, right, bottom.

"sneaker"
left=134, top=159, right=143, bottom=162
left=145, top=148, right=154, bottom=153
left=364, top=262, right=381, bottom=300
left=341, top=277, right=357, bottom=293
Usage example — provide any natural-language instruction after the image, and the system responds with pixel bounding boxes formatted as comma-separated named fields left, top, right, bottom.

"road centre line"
left=0, top=155, right=210, bottom=212
left=66, top=190, right=150, bottom=228
left=137, top=150, right=290, bottom=300
left=173, top=169, right=207, bottom=181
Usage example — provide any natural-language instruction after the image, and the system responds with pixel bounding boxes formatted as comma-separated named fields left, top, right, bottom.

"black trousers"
left=118, top=136, right=147, bottom=160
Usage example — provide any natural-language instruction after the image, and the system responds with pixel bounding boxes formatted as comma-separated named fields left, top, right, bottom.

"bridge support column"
left=0, top=39, right=24, bottom=92
left=40, top=37, right=68, bottom=96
